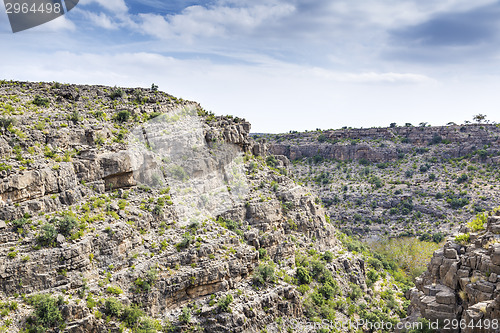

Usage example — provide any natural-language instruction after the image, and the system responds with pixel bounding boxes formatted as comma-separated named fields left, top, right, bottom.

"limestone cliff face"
left=408, top=210, right=500, bottom=332
left=0, top=81, right=347, bottom=332
left=266, top=125, right=500, bottom=163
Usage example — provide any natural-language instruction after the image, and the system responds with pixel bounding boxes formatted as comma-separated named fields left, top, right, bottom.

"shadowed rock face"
left=406, top=210, right=500, bottom=332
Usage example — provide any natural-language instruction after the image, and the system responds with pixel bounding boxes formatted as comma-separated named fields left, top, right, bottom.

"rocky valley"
left=0, top=80, right=498, bottom=333
left=262, top=125, right=500, bottom=240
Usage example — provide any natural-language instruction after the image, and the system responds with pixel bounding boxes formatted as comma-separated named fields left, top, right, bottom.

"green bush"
left=367, top=257, right=383, bottom=270
left=37, top=223, right=57, bottom=246
left=319, top=283, right=335, bottom=300
left=217, top=294, right=233, bottom=313
left=104, top=297, right=123, bottom=317
left=348, top=283, right=362, bottom=300
left=296, top=266, right=311, bottom=285
left=134, top=267, right=158, bottom=292
left=455, top=233, right=470, bottom=245
left=266, top=155, right=278, bottom=168
left=26, top=294, right=63, bottom=333
left=468, top=212, right=487, bottom=232
left=122, top=304, right=144, bottom=328
left=175, top=234, right=192, bottom=251
left=179, top=306, right=191, bottom=324
left=12, top=217, right=29, bottom=233
left=0, top=117, right=15, bottom=131
left=106, top=285, right=123, bottom=295
left=257, top=248, right=267, bottom=260
left=366, top=269, right=379, bottom=287
left=32, top=95, right=50, bottom=107
left=136, top=317, right=161, bottom=333
left=253, top=264, right=275, bottom=286
left=110, top=87, right=124, bottom=100
left=456, top=174, right=469, bottom=184
left=115, top=110, right=130, bottom=122
left=57, top=215, right=78, bottom=236
left=310, top=291, right=324, bottom=306
left=322, top=251, right=333, bottom=263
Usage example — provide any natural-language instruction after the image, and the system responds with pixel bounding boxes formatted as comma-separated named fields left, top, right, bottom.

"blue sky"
left=1, top=0, right=499, bottom=133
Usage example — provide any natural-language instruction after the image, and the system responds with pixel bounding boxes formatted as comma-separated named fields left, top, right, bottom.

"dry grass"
left=367, top=237, right=444, bottom=280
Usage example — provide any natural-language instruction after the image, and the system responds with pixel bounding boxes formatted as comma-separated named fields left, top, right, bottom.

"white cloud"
left=78, top=0, right=128, bottom=14
left=309, top=68, right=436, bottom=84
left=136, top=2, right=295, bottom=40
left=28, top=15, right=76, bottom=32
left=77, top=9, right=118, bottom=30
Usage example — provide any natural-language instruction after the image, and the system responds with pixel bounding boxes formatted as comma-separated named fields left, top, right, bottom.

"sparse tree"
left=473, top=114, right=487, bottom=123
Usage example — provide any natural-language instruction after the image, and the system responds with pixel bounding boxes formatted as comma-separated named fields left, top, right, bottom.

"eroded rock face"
left=268, top=125, right=500, bottom=163
left=0, top=81, right=356, bottom=333
left=407, top=210, right=500, bottom=332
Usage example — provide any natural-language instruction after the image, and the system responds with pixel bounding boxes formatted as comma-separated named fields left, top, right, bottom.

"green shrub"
left=110, top=87, right=124, bottom=100
left=106, top=285, right=123, bottom=295
left=217, top=294, right=233, bottom=313
left=266, top=155, right=278, bottom=168
left=57, top=215, right=78, bottom=236
left=104, top=297, right=123, bottom=317
left=258, top=248, right=267, bottom=260
left=432, top=232, right=445, bottom=243
left=310, top=260, right=326, bottom=280
left=448, top=197, right=469, bottom=209
left=348, top=283, right=362, bottom=300
left=32, top=95, right=50, bottom=107
left=179, top=306, right=191, bottom=324
left=310, top=291, right=324, bottom=306
left=322, top=251, right=333, bottom=263
left=455, top=233, right=470, bottom=245
left=115, top=110, right=130, bottom=122
left=457, top=174, right=469, bottom=184
left=253, top=264, right=275, bottom=286
left=319, top=283, right=335, bottom=300
left=367, top=257, right=383, bottom=270
left=69, top=110, right=80, bottom=123
left=12, top=217, right=29, bottom=233
left=366, top=269, right=379, bottom=287
left=26, top=294, right=63, bottom=332
left=468, top=212, right=487, bottom=232
left=175, top=234, right=192, bottom=251
left=0, top=117, right=15, bottom=131
left=37, top=224, right=57, bottom=246
left=430, top=134, right=442, bottom=145
left=136, top=317, right=161, bottom=333
left=296, top=266, right=311, bottom=285
left=134, top=267, right=158, bottom=292
left=368, top=237, right=441, bottom=281
left=122, top=304, right=144, bottom=328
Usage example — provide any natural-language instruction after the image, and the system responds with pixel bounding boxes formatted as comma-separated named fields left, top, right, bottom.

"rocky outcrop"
left=266, top=124, right=500, bottom=163
left=407, top=210, right=500, bottom=332
left=0, top=81, right=358, bottom=333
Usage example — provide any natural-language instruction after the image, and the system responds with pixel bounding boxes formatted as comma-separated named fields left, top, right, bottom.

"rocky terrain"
left=261, top=125, right=500, bottom=239
left=0, top=80, right=412, bottom=333
left=407, top=208, right=500, bottom=333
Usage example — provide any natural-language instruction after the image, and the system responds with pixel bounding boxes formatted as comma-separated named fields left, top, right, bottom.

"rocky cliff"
left=407, top=209, right=500, bottom=332
left=260, top=126, right=500, bottom=240
left=265, top=125, right=500, bottom=163
left=0, top=81, right=409, bottom=333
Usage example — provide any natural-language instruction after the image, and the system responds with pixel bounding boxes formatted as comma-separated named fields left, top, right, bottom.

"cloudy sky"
left=1, top=0, right=499, bottom=133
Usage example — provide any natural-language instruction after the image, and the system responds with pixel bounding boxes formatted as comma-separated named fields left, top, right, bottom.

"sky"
left=1, top=0, right=500, bottom=133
